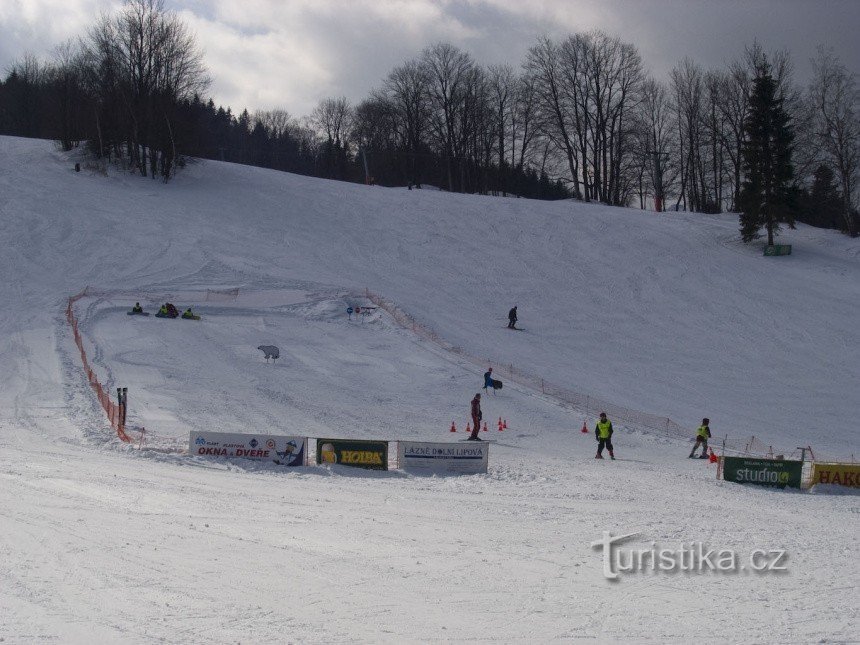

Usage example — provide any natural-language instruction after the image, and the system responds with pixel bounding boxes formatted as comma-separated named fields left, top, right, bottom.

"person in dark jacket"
left=507, top=306, right=518, bottom=329
left=131, top=302, right=143, bottom=314
left=689, top=418, right=712, bottom=458
left=595, top=412, right=614, bottom=459
left=468, top=393, right=483, bottom=440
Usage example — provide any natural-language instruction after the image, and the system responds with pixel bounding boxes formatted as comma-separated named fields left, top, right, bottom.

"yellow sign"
left=811, top=463, right=860, bottom=488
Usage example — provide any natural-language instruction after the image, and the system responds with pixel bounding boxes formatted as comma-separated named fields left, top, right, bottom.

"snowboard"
left=505, top=326, right=525, bottom=331
left=491, top=379, right=503, bottom=390
left=127, top=311, right=150, bottom=316
left=181, top=314, right=201, bottom=321
left=155, top=312, right=177, bottom=319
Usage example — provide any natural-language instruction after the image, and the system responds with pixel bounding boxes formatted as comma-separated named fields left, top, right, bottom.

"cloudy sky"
left=1, top=0, right=858, bottom=117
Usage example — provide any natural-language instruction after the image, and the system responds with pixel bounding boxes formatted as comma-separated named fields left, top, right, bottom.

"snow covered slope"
left=0, top=136, right=857, bottom=642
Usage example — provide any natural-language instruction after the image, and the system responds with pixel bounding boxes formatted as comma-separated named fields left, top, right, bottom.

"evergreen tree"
left=799, top=164, right=843, bottom=230
left=738, top=61, right=796, bottom=244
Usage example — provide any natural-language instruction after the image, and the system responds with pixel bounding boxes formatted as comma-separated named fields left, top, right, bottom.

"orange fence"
left=67, top=288, right=132, bottom=442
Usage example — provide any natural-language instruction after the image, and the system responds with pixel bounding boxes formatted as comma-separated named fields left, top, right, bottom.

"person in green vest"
left=158, top=304, right=168, bottom=316
left=595, top=412, right=614, bottom=460
left=689, top=418, right=711, bottom=459
left=131, top=302, right=143, bottom=314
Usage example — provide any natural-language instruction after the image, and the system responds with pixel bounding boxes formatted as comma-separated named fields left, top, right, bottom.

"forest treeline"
left=0, top=0, right=857, bottom=236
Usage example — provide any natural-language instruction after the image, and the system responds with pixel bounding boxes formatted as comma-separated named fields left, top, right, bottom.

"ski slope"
left=0, top=136, right=858, bottom=643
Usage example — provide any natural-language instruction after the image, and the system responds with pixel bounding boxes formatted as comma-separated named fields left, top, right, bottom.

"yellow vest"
left=697, top=425, right=709, bottom=438
left=597, top=419, right=612, bottom=438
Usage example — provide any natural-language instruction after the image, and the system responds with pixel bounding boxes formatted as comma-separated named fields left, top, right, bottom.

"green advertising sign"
left=316, top=438, right=388, bottom=470
left=722, top=457, right=803, bottom=489
left=763, top=244, right=792, bottom=256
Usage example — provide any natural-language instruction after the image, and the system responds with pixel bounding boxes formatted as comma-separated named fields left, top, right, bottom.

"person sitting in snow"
left=181, top=307, right=196, bottom=319
left=158, top=304, right=168, bottom=316
left=131, top=302, right=143, bottom=314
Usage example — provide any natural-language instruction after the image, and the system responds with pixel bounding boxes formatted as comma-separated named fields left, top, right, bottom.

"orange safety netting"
left=67, top=288, right=132, bottom=442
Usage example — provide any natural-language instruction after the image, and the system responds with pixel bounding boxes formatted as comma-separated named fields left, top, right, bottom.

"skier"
left=595, top=412, right=615, bottom=460
left=468, top=393, right=483, bottom=440
left=507, top=306, right=518, bottom=329
left=689, top=418, right=711, bottom=459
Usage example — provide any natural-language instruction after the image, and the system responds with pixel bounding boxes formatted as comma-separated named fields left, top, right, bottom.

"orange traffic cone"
left=482, top=421, right=488, bottom=432
left=709, top=449, right=718, bottom=463
left=581, top=421, right=589, bottom=434
left=465, top=423, right=471, bottom=434
left=503, top=419, right=508, bottom=429
left=497, top=418, right=503, bottom=431
left=450, top=422, right=457, bottom=433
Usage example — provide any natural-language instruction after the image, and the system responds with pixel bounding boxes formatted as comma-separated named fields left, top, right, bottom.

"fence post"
left=116, top=387, right=123, bottom=433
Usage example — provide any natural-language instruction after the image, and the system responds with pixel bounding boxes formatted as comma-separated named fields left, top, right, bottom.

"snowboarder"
left=689, top=418, right=711, bottom=459
left=131, top=302, right=143, bottom=314
left=468, top=393, right=483, bottom=440
left=507, top=306, right=518, bottom=329
left=595, top=412, right=615, bottom=460
left=181, top=307, right=199, bottom=320
left=483, top=367, right=502, bottom=394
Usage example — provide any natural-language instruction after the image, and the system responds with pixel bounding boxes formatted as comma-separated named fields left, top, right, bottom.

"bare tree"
left=714, top=61, right=750, bottom=211
left=47, top=41, right=87, bottom=151
left=254, top=108, right=295, bottom=140
left=809, top=47, right=859, bottom=235
left=80, top=0, right=208, bottom=178
left=383, top=59, right=431, bottom=186
left=310, top=96, right=352, bottom=146
left=635, top=77, right=679, bottom=209
left=422, top=42, right=476, bottom=191
left=511, top=73, right=541, bottom=175
left=487, top=64, right=515, bottom=194
left=671, top=58, right=707, bottom=211
left=525, top=37, right=583, bottom=198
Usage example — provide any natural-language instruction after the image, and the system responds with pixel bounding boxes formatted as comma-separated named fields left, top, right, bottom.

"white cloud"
left=1, top=0, right=858, bottom=117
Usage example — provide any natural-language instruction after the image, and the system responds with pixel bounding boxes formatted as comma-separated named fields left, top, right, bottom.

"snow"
left=0, top=136, right=858, bottom=642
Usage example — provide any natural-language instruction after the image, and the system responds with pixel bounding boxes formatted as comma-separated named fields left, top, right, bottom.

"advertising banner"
left=398, top=441, right=489, bottom=474
left=316, top=438, right=388, bottom=470
left=722, top=457, right=803, bottom=489
left=189, top=431, right=306, bottom=466
left=811, top=462, right=860, bottom=488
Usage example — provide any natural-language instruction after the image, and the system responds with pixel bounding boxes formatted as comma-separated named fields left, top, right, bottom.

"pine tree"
left=738, top=61, right=796, bottom=245
left=808, top=164, right=843, bottom=230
